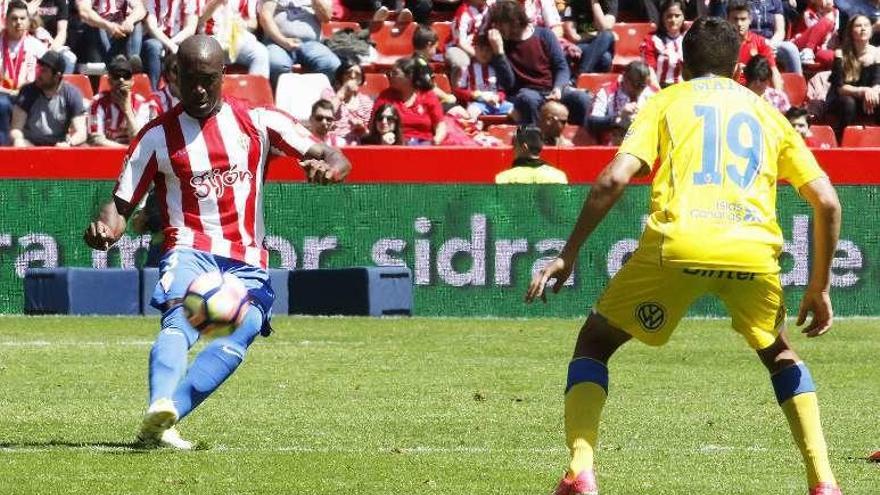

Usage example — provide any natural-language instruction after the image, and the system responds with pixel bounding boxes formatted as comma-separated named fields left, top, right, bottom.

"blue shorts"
left=151, top=248, right=275, bottom=335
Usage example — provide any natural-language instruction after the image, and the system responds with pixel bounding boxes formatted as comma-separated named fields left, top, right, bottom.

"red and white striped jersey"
left=113, top=97, right=320, bottom=268
left=640, top=32, right=684, bottom=86
left=451, top=2, right=489, bottom=47
left=89, top=90, right=160, bottom=144
left=0, top=33, right=47, bottom=90
left=457, top=61, right=500, bottom=93
left=146, top=0, right=197, bottom=37
left=520, top=0, right=560, bottom=29
left=153, top=85, right=179, bottom=114
left=90, top=0, right=137, bottom=23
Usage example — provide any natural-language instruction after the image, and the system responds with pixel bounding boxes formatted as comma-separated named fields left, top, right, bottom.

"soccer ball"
left=182, top=271, right=249, bottom=336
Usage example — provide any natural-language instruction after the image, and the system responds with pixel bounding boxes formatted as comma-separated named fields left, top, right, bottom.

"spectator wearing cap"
left=744, top=54, right=791, bottom=113
left=487, top=0, right=591, bottom=127
left=197, top=0, right=268, bottom=78
left=587, top=60, right=656, bottom=145
left=30, top=0, right=78, bottom=73
left=257, top=0, right=336, bottom=87
left=141, top=0, right=198, bottom=90
left=88, top=54, right=158, bottom=147
left=0, top=1, right=48, bottom=145
left=10, top=50, right=86, bottom=146
left=75, top=0, right=145, bottom=65
left=495, top=124, right=568, bottom=184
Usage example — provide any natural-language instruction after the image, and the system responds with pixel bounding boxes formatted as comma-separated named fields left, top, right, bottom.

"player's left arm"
left=302, top=142, right=352, bottom=184
left=796, top=177, right=841, bottom=337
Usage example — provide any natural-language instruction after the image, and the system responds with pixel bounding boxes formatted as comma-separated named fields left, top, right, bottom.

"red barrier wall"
left=0, top=146, right=877, bottom=184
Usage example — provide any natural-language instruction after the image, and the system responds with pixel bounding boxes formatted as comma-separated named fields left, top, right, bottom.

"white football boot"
left=136, top=398, right=179, bottom=447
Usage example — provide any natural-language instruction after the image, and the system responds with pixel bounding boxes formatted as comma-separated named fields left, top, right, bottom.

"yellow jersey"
left=617, top=76, right=826, bottom=273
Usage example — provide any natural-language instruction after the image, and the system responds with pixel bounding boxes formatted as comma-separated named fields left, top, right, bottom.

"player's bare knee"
left=573, top=313, right=631, bottom=363
left=756, top=336, right=802, bottom=374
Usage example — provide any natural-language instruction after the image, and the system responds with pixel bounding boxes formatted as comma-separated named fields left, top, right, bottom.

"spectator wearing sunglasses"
left=88, top=55, right=158, bottom=147
left=363, top=103, right=402, bottom=145
left=307, top=98, right=345, bottom=147
left=10, top=50, right=86, bottom=146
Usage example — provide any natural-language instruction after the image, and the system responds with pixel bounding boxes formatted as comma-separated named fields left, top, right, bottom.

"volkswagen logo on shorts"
left=636, top=302, right=666, bottom=332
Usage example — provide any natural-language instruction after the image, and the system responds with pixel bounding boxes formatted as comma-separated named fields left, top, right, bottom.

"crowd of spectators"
left=1, top=0, right=879, bottom=148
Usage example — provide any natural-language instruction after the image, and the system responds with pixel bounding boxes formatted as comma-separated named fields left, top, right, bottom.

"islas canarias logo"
left=190, top=165, right=253, bottom=199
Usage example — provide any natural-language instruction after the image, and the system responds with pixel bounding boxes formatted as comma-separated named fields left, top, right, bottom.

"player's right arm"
left=796, top=177, right=841, bottom=337
left=525, top=153, right=648, bottom=303
left=83, top=125, right=159, bottom=250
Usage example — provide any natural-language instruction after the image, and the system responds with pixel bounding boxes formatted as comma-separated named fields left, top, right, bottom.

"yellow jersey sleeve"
left=777, top=121, right=828, bottom=190
left=616, top=94, right=663, bottom=168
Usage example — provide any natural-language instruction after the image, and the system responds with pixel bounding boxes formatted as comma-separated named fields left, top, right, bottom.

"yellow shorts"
left=594, top=254, right=785, bottom=350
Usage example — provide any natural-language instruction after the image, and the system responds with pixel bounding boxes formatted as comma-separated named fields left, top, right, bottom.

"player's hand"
left=302, top=159, right=337, bottom=184
left=83, top=220, right=115, bottom=251
left=796, top=288, right=833, bottom=337
left=525, top=256, right=573, bottom=304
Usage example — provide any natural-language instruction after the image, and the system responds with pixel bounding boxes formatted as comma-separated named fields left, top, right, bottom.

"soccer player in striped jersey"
left=526, top=17, right=843, bottom=495
left=83, top=35, right=350, bottom=449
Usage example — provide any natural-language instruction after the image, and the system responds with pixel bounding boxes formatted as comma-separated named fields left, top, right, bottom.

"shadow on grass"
left=0, top=440, right=204, bottom=454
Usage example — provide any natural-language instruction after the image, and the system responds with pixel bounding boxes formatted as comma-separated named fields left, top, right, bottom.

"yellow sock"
left=781, top=392, right=836, bottom=488
left=564, top=381, right=607, bottom=476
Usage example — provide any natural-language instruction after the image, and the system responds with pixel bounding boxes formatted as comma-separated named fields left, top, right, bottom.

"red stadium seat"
left=62, top=74, right=93, bottom=100
left=431, top=21, right=452, bottom=52
left=478, top=114, right=513, bottom=126
left=433, top=73, right=452, bottom=93
left=576, top=73, right=619, bottom=94
left=371, top=21, right=418, bottom=65
left=97, top=73, right=152, bottom=98
left=222, top=74, right=274, bottom=107
left=362, top=72, right=390, bottom=98
left=782, top=73, right=807, bottom=107
left=562, top=124, right=598, bottom=146
left=487, top=124, right=516, bottom=144
left=841, top=125, right=880, bottom=147
left=808, top=125, right=837, bottom=148
left=321, top=20, right=361, bottom=39
left=612, top=22, right=655, bottom=71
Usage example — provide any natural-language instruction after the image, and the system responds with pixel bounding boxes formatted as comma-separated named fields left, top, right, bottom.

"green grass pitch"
left=0, top=316, right=877, bottom=494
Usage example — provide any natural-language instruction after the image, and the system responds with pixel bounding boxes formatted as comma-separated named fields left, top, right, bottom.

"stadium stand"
left=362, top=72, right=391, bottom=99
left=487, top=124, right=517, bottom=144
left=433, top=73, right=453, bottom=93
left=809, top=125, right=838, bottom=148
left=782, top=73, right=808, bottom=107
left=371, top=21, right=419, bottom=66
left=612, top=23, right=655, bottom=71
left=562, top=124, right=598, bottom=146
left=322, top=20, right=362, bottom=38
left=222, top=74, right=275, bottom=107
left=62, top=74, right=94, bottom=100
left=431, top=21, right=453, bottom=53
left=576, top=73, right=620, bottom=94
left=841, top=126, right=880, bottom=148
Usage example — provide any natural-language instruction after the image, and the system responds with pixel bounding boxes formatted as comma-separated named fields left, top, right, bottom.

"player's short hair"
left=682, top=17, right=740, bottom=79
left=412, top=25, right=438, bottom=50
left=743, top=55, right=771, bottom=83
left=726, top=0, right=750, bottom=16
left=311, top=98, right=334, bottom=116
left=785, top=106, right=810, bottom=122
left=6, top=0, right=27, bottom=15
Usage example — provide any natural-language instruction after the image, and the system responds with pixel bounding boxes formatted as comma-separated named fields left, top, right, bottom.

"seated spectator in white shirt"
left=10, top=50, right=86, bottom=146
left=587, top=60, right=656, bottom=145
left=198, top=0, right=268, bottom=78
left=75, top=0, right=145, bottom=65
left=88, top=55, right=158, bottom=147
left=0, top=1, right=48, bottom=145
left=152, top=51, right=179, bottom=113
left=307, top=98, right=345, bottom=147
left=141, top=0, right=198, bottom=90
